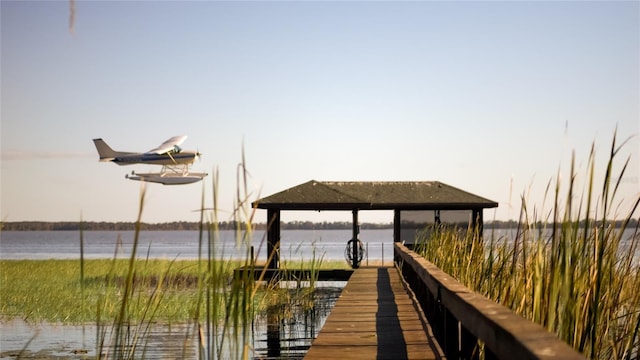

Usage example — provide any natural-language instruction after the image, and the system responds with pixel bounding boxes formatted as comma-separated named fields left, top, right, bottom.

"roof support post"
left=351, top=209, right=360, bottom=269
left=393, top=209, right=401, bottom=243
left=267, top=209, right=280, bottom=269
left=352, top=209, right=359, bottom=241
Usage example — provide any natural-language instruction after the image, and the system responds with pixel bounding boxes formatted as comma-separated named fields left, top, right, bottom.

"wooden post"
left=267, top=305, right=282, bottom=357
left=351, top=209, right=359, bottom=269
left=393, top=209, right=401, bottom=243
left=460, top=324, right=479, bottom=360
left=267, top=209, right=280, bottom=269
left=443, top=308, right=458, bottom=358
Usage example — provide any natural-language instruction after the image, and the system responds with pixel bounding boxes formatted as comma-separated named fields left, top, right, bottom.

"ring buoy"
left=344, top=238, right=366, bottom=268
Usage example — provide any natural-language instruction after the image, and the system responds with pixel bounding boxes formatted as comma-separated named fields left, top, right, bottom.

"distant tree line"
left=485, top=219, right=639, bottom=230
left=1, top=221, right=203, bottom=231
left=1, top=218, right=636, bottom=231
left=279, top=221, right=392, bottom=230
left=0, top=221, right=393, bottom=231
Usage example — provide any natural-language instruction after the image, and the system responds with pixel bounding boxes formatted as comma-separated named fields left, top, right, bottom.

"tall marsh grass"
left=88, top=158, right=324, bottom=359
left=415, top=134, right=640, bottom=359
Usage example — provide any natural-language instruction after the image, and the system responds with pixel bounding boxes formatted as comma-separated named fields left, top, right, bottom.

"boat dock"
left=304, top=267, right=443, bottom=360
left=253, top=182, right=586, bottom=360
left=303, top=244, right=586, bottom=360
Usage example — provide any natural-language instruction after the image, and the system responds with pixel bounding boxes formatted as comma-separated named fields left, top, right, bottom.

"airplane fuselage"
left=111, top=151, right=198, bottom=166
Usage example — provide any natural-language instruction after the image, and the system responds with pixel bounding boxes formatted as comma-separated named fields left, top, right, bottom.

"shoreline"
left=3, top=219, right=637, bottom=231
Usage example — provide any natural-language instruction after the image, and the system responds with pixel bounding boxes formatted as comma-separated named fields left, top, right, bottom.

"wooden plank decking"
left=304, top=267, right=443, bottom=360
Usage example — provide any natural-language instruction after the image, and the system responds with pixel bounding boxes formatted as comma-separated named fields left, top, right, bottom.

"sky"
left=1, top=0, right=639, bottom=225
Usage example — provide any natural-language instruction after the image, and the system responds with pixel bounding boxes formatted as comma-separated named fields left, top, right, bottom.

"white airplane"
left=92, top=135, right=208, bottom=185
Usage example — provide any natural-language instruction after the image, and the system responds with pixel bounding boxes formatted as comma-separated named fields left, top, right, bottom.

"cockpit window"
left=173, top=145, right=182, bottom=153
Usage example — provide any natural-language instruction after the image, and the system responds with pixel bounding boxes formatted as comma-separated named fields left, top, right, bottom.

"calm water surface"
left=0, top=229, right=396, bottom=264
left=0, top=285, right=343, bottom=360
left=1, top=228, right=636, bottom=263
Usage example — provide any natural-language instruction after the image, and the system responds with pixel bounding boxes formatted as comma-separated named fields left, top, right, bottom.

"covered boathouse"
left=252, top=180, right=498, bottom=269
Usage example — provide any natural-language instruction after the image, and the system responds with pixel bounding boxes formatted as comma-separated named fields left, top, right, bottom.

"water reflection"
left=252, top=284, right=342, bottom=359
left=0, top=284, right=343, bottom=359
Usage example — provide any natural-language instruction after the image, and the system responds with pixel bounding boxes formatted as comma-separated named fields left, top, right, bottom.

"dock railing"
left=394, top=242, right=586, bottom=360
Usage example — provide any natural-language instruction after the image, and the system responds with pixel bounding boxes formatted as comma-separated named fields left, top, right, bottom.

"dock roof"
left=253, top=180, right=498, bottom=211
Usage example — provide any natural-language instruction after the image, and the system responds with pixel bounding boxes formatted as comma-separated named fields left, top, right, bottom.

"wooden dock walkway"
left=304, top=267, right=443, bottom=360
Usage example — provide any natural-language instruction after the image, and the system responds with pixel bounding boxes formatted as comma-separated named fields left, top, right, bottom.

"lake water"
left=1, top=228, right=637, bottom=264
left=0, top=229, right=397, bottom=265
left=0, top=285, right=344, bottom=360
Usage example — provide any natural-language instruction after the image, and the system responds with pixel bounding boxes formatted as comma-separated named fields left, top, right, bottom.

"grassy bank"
left=0, top=259, right=221, bottom=323
left=0, top=258, right=347, bottom=324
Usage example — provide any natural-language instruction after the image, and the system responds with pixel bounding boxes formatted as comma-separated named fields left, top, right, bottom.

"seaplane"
left=92, top=135, right=208, bottom=185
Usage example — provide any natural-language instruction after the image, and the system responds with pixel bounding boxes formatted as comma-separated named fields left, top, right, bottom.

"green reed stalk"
left=111, top=185, right=146, bottom=359
left=193, top=178, right=206, bottom=359
left=198, top=153, right=266, bottom=360
left=96, top=185, right=190, bottom=359
left=80, top=219, right=85, bottom=295
left=67, top=146, right=330, bottom=359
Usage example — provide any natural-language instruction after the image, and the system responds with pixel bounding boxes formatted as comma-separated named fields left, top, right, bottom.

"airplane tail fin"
left=92, top=138, right=125, bottom=162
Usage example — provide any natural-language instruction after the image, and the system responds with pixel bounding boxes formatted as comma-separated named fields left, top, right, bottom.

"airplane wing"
left=146, top=135, right=187, bottom=154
